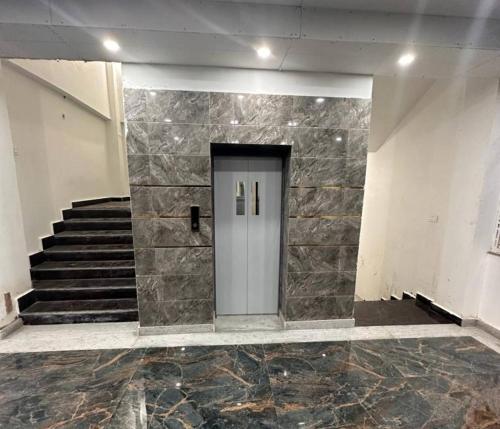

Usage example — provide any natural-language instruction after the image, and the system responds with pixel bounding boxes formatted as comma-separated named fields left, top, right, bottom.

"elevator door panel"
left=247, top=158, right=282, bottom=314
left=214, top=157, right=248, bottom=315
left=214, top=156, right=282, bottom=315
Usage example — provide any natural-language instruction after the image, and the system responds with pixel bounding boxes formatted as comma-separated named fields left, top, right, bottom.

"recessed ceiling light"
left=237, top=94, right=245, bottom=100
left=230, top=119, right=239, bottom=125
left=398, top=53, right=416, bottom=67
left=149, top=91, right=157, bottom=97
left=164, top=118, right=172, bottom=123
left=174, top=136, right=180, bottom=141
left=175, top=382, right=181, bottom=388
left=256, top=46, right=271, bottom=59
left=316, top=97, right=325, bottom=104
left=103, top=39, right=120, bottom=52
left=288, top=121, right=298, bottom=127
left=335, top=136, right=342, bottom=142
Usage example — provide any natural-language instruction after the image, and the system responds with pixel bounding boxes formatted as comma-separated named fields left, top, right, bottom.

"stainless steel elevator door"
left=214, top=156, right=282, bottom=315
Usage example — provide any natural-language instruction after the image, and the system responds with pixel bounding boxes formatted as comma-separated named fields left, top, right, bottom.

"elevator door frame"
left=211, top=143, right=291, bottom=318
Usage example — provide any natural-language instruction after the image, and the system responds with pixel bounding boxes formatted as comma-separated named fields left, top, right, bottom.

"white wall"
left=122, top=64, right=373, bottom=98
left=8, top=59, right=111, bottom=119
left=0, top=62, right=31, bottom=326
left=2, top=60, right=128, bottom=255
left=358, top=76, right=500, bottom=327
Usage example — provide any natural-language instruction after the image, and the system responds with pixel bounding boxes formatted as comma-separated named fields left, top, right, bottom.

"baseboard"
left=72, top=196, right=130, bottom=208
left=476, top=320, right=500, bottom=339
left=416, top=293, right=462, bottom=325
left=138, top=323, right=214, bottom=336
left=284, top=318, right=355, bottom=330
left=0, top=317, right=23, bottom=340
left=29, top=250, right=46, bottom=267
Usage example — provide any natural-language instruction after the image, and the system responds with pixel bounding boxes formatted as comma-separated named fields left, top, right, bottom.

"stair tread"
left=32, top=278, right=136, bottom=289
left=32, top=260, right=135, bottom=271
left=45, top=244, right=134, bottom=252
left=21, top=298, right=138, bottom=314
left=65, top=217, right=131, bottom=222
left=73, top=202, right=130, bottom=210
left=55, top=230, right=132, bottom=236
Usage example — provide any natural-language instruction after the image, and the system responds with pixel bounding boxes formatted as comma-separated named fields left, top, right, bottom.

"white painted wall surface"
left=479, top=254, right=500, bottom=328
left=358, top=76, right=500, bottom=328
left=0, top=62, right=31, bottom=325
left=122, top=64, right=373, bottom=99
left=2, top=60, right=128, bottom=255
left=8, top=59, right=111, bottom=119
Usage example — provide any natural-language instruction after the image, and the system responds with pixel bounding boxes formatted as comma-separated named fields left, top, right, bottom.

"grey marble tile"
left=290, top=96, right=334, bottom=127
left=209, top=92, right=236, bottom=125
left=288, top=217, right=361, bottom=245
left=287, top=246, right=341, bottom=272
left=289, top=187, right=342, bottom=217
left=286, top=295, right=354, bottom=320
left=132, top=219, right=154, bottom=247
left=235, top=94, right=292, bottom=126
left=136, top=273, right=213, bottom=301
left=123, top=88, right=146, bottom=121
left=126, top=122, right=148, bottom=155
left=347, top=129, right=369, bottom=159
left=138, top=299, right=213, bottom=326
left=287, top=271, right=356, bottom=297
left=146, top=90, right=209, bottom=124
left=130, top=186, right=153, bottom=217
left=127, top=155, right=150, bottom=185
left=154, top=247, right=213, bottom=275
left=135, top=248, right=155, bottom=276
left=151, top=186, right=212, bottom=217
left=345, top=98, right=372, bottom=129
left=209, top=125, right=290, bottom=146
left=291, top=97, right=371, bottom=130
left=340, top=246, right=359, bottom=271
left=345, top=159, right=367, bottom=187
left=133, top=218, right=212, bottom=247
left=290, top=127, right=347, bottom=158
left=291, top=158, right=345, bottom=187
left=148, top=123, right=210, bottom=155
left=150, top=155, right=210, bottom=186
left=343, top=189, right=364, bottom=215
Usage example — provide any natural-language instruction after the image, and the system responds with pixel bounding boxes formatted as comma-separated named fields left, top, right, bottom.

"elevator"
left=213, top=155, right=283, bottom=316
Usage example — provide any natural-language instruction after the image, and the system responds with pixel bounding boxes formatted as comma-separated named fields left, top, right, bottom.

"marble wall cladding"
left=124, top=87, right=371, bottom=326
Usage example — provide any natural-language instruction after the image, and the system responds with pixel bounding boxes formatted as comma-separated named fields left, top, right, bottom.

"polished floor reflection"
left=1, top=336, right=500, bottom=428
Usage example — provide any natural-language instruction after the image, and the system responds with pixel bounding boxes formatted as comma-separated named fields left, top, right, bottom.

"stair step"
left=31, top=260, right=135, bottom=280
left=20, top=299, right=138, bottom=324
left=64, top=218, right=132, bottom=230
left=53, top=230, right=133, bottom=245
left=44, top=244, right=134, bottom=261
left=30, top=286, right=136, bottom=301
left=32, top=278, right=136, bottom=289
left=64, top=206, right=131, bottom=220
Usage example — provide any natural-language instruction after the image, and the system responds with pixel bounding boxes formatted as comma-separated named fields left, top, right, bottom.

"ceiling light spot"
left=256, top=46, right=271, bottom=59
left=175, top=382, right=182, bottom=388
left=335, top=136, right=342, bottom=142
left=181, top=347, right=186, bottom=351
left=230, top=119, right=239, bottom=125
left=103, top=39, right=120, bottom=52
left=322, top=353, right=326, bottom=357
left=174, top=136, right=180, bottom=141
left=316, top=97, right=325, bottom=104
left=398, top=53, right=416, bottom=67
left=149, top=91, right=157, bottom=97
left=288, top=121, right=298, bottom=127
left=237, top=94, right=245, bottom=100
left=164, top=118, right=172, bottom=123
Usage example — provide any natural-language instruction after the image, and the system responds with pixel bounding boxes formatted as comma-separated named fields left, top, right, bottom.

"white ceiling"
left=1, top=0, right=500, bottom=78
left=220, top=0, right=500, bottom=20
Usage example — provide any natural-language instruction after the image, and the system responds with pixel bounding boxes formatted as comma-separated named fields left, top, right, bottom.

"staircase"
left=18, top=200, right=138, bottom=324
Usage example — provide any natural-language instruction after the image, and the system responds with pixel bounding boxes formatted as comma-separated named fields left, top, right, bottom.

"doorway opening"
left=211, top=143, right=290, bottom=330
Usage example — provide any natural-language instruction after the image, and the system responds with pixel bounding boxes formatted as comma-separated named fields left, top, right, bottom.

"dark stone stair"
left=43, top=244, right=134, bottom=261
left=19, top=199, right=138, bottom=325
